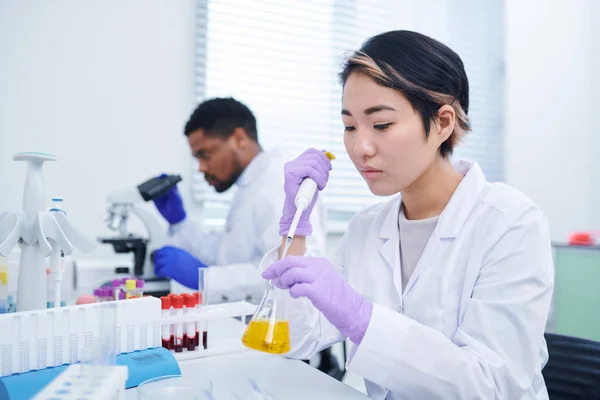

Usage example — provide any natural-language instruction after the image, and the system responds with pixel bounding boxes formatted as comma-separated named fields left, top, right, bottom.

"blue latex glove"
left=152, top=174, right=186, bottom=224
left=153, top=246, right=207, bottom=289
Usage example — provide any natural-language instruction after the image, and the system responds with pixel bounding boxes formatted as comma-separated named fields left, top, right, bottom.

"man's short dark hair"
left=184, top=97, right=258, bottom=141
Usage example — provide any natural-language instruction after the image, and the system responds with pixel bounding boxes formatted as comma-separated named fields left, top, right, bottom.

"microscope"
left=97, top=174, right=182, bottom=297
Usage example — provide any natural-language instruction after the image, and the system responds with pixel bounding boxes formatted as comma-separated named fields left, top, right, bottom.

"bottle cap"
left=125, top=279, right=136, bottom=290
left=160, top=296, right=171, bottom=310
left=107, top=287, right=114, bottom=298
left=185, top=294, right=196, bottom=308
left=136, top=279, right=144, bottom=288
left=93, top=288, right=101, bottom=297
left=172, top=295, right=184, bottom=309
left=112, top=279, right=121, bottom=288
left=118, top=289, right=126, bottom=300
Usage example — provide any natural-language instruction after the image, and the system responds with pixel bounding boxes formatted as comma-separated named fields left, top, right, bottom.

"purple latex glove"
left=262, top=255, right=373, bottom=344
left=280, top=149, right=332, bottom=237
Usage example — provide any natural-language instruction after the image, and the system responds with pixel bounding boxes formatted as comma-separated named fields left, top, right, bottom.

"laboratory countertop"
left=126, top=351, right=369, bottom=400
left=125, top=317, right=369, bottom=399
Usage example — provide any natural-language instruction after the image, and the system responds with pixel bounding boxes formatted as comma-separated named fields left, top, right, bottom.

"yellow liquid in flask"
left=241, top=319, right=291, bottom=354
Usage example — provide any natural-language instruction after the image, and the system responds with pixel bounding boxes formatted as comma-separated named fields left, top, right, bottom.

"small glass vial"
left=125, top=279, right=136, bottom=299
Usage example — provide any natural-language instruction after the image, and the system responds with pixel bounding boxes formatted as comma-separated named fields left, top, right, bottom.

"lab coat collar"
left=378, top=159, right=486, bottom=240
left=436, top=159, right=487, bottom=239
left=236, top=149, right=269, bottom=187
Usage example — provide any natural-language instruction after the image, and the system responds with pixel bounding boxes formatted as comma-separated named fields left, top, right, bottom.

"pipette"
left=281, top=151, right=336, bottom=259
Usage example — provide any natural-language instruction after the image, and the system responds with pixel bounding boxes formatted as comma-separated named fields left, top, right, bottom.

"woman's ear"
left=434, top=104, right=456, bottom=145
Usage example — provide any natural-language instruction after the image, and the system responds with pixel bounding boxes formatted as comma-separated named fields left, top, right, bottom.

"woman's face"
left=342, top=72, right=444, bottom=196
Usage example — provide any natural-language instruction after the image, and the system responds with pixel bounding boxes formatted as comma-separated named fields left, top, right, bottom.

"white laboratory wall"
left=504, top=0, right=595, bottom=242
left=2, top=0, right=600, bottom=259
left=0, top=0, right=197, bottom=258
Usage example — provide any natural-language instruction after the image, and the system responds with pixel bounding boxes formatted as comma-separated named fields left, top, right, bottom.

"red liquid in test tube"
left=181, top=294, right=191, bottom=349
left=168, top=294, right=177, bottom=349
left=172, top=295, right=184, bottom=353
left=185, top=294, right=196, bottom=351
left=160, top=296, right=172, bottom=350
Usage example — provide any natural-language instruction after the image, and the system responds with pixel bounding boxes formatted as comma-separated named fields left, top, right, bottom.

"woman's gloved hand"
left=153, top=246, right=207, bottom=289
left=262, top=255, right=373, bottom=344
left=280, top=149, right=333, bottom=237
left=152, top=174, right=186, bottom=225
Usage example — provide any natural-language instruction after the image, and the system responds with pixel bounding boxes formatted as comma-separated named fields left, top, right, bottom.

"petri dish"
left=137, top=375, right=213, bottom=400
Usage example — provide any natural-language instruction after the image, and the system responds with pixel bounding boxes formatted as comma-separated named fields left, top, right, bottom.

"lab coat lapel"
left=378, top=197, right=403, bottom=296
left=402, top=160, right=487, bottom=298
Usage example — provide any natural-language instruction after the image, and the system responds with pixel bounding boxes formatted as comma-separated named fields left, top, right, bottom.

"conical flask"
left=241, top=281, right=290, bottom=354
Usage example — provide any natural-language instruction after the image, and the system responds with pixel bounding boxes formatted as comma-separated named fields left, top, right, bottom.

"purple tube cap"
left=136, top=279, right=144, bottom=288
left=112, top=279, right=121, bottom=288
left=118, top=289, right=126, bottom=300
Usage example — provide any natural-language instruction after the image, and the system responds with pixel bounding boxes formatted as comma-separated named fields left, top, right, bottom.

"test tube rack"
left=0, top=297, right=257, bottom=377
left=32, top=364, right=128, bottom=400
left=161, top=300, right=256, bottom=361
left=0, top=296, right=161, bottom=378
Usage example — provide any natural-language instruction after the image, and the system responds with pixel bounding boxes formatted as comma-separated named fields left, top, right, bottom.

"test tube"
left=160, top=296, right=172, bottom=350
left=193, top=292, right=200, bottom=347
left=196, top=291, right=207, bottom=349
left=125, top=279, right=136, bottom=299
left=198, top=269, right=208, bottom=349
left=181, top=294, right=191, bottom=348
left=102, top=288, right=110, bottom=302
left=106, top=287, right=115, bottom=301
left=136, top=279, right=144, bottom=297
left=185, top=295, right=197, bottom=351
left=111, top=280, right=121, bottom=300
left=172, top=295, right=184, bottom=353
left=118, top=289, right=126, bottom=301
left=0, top=269, right=8, bottom=314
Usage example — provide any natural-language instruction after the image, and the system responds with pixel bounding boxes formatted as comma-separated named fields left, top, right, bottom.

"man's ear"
left=231, top=127, right=250, bottom=148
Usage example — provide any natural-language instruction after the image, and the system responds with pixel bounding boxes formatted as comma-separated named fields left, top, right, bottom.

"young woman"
left=261, top=30, right=553, bottom=399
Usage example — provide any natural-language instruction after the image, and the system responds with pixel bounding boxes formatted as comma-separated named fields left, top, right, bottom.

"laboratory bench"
left=125, top=317, right=369, bottom=399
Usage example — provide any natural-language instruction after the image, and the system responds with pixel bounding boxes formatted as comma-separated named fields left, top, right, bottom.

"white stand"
left=0, top=152, right=96, bottom=311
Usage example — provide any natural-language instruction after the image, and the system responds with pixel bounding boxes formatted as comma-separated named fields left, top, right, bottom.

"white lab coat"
left=260, top=160, right=554, bottom=399
left=168, top=148, right=327, bottom=304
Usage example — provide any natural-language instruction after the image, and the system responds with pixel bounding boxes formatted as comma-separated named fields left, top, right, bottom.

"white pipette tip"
left=282, top=208, right=303, bottom=260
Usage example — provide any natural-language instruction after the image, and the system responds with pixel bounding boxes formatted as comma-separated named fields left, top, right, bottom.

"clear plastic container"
left=137, top=375, right=213, bottom=400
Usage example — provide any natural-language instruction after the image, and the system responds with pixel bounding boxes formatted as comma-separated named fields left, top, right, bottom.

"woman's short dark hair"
left=339, top=30, right=471, bottom=157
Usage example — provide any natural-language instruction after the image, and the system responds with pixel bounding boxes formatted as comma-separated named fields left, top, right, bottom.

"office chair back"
left=543, top=332, right=600, bottom=400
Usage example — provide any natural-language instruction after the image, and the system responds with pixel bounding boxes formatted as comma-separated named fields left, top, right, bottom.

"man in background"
left=151, top=97, right=343, bottom=379
left=151, top=97, right=327, bottom=304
